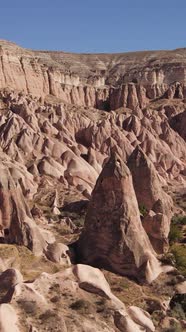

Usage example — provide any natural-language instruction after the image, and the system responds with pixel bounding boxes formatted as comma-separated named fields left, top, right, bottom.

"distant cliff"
left=1, top=40, right=186, bottom=111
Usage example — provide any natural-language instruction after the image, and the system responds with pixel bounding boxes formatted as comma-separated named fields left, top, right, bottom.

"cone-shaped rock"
left=127, top=146, right=173, bottom=253
left=0, top=165, right=48, bottom=255
left=77, top=154, right=161, bottom=283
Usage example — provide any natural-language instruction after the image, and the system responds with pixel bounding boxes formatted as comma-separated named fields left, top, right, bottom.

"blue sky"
left=1, top=0, right=186, bottom=53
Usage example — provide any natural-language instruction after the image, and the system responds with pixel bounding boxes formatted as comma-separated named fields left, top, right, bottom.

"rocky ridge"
left=1, top=40, right=186, bottom=111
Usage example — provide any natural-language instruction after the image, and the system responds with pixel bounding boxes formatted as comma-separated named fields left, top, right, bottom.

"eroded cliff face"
left=1, top=40, right=186, bottom=111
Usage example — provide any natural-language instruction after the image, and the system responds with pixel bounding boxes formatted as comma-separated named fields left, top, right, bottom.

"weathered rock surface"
left=114, top=307, right=155, bottom=332
left=127, top=146, right=173, bottom=253
left=0, top=304, right=20, bottom=332
left=175, top=281, right=186, bottom=294
left=0, top=264, right=155, bottom=332
left=0, top=88, right=184, bottom=199
left=77, top=154, right=161, bottom=283
left=170, top=110, right=186, bottom=141
left=0, top=268, right=23, bottom=304
left=0, top=268, right=23, bottom=289
left=45, top=242, right=71, bottom=266
left=1, top=40, right=186, bottom=112
left=73, top=264, right=125, bottom=310
left=0, top=161, right=54, bottom=255
left=73, top=264, right=155, bottom=331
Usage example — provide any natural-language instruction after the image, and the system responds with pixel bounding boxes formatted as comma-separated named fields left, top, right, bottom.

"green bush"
left=169, top=224, right=182, bottom=244
left=139, top=204, right=148, bottom=217
left=170, top=302, right=186, bottom=320
left=171, top=215, right=186, bottom=225
left=170, top=244, right=186, bottom=277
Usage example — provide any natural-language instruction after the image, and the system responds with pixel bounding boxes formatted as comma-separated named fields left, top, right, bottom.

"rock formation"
left=77, top=154, right=162, bottom=283
left=45, top=242, right=71, bottom=265
left=0, top=304, right=20, bottom=332
left=169, top=110, right=186, bottom=141
left=0, top=161, right=54, bottom=255
left=1, top=40, right=186, bottom=112
left=127, top=146, right=173, bottom=253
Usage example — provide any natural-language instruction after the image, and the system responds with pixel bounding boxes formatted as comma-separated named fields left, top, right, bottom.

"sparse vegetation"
left=139, top=204, right=148, bottom=217
left=39, top=309, right=57, bottom=320
left=17, top=299, right=37, bottom=315
left=60, top=210, right=85, bottom=227
left=162, top=323, right=182, bottom=332
left=171, top=215, right=186, bottom=225
left=159, top=252, right=176, bottom=266
left=170, top=293, right=186, bottom=316
left=170, top=302, right=186, bottom=320
left=152, top=310, right=183, bottom=332
left=104, top=271, right=144, bottom=307
left=0, top=244, right=20, bottom=267
left=170, top=244, right=186, bottom=277
left=169, top=214, right=186, bottom=244
left=169, top=224, right=182, bottom=244
left=151, top=310, right=165, bottom=327
left=16, top=246, right=62, bottom=279
left=53, top=223, right=71, bottom=236
left=69, top=299, right=92, bottom=314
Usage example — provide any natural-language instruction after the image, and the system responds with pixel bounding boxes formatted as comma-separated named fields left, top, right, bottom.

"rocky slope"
left=0, top=40, right=185, bottom=331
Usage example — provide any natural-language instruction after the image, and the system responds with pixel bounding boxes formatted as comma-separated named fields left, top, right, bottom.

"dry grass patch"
left=16, top=246, right=62, bottom=280
left=0, top=243, right=70, bottom=280
left=0, top=244, right=20, bottom=269
left=103, top=270, right=144, bottom=307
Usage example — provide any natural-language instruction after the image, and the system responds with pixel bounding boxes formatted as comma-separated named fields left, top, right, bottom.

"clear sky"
left=1, top=0, right=186, bottom=53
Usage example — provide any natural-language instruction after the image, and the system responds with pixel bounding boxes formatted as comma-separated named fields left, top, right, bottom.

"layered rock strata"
left=1, top=40, right=186, bottom=111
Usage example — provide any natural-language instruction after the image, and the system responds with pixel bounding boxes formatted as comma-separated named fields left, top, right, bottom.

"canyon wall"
left=1, top=40, right=186, bottom=111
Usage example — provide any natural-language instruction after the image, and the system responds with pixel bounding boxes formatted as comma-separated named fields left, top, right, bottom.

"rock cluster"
left=0, top=83, right=184, bottom=269
left=0, top=265, right=156, bottom=332
left=0, top=162, right=53, bottom=255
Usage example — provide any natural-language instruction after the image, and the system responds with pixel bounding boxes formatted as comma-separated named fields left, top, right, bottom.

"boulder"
left=114, top=308, right=155, bottom=332
left=128, top=306, right=155, bottom=331
left=0, top=304, right=20, bottom=332
left=45, top=242, right=71, bottom=266
left=0, top=268, right=23, bottom=289
left=73, top=264, right=124, bottom=309
left=0, top=268, right=23, bottom=303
